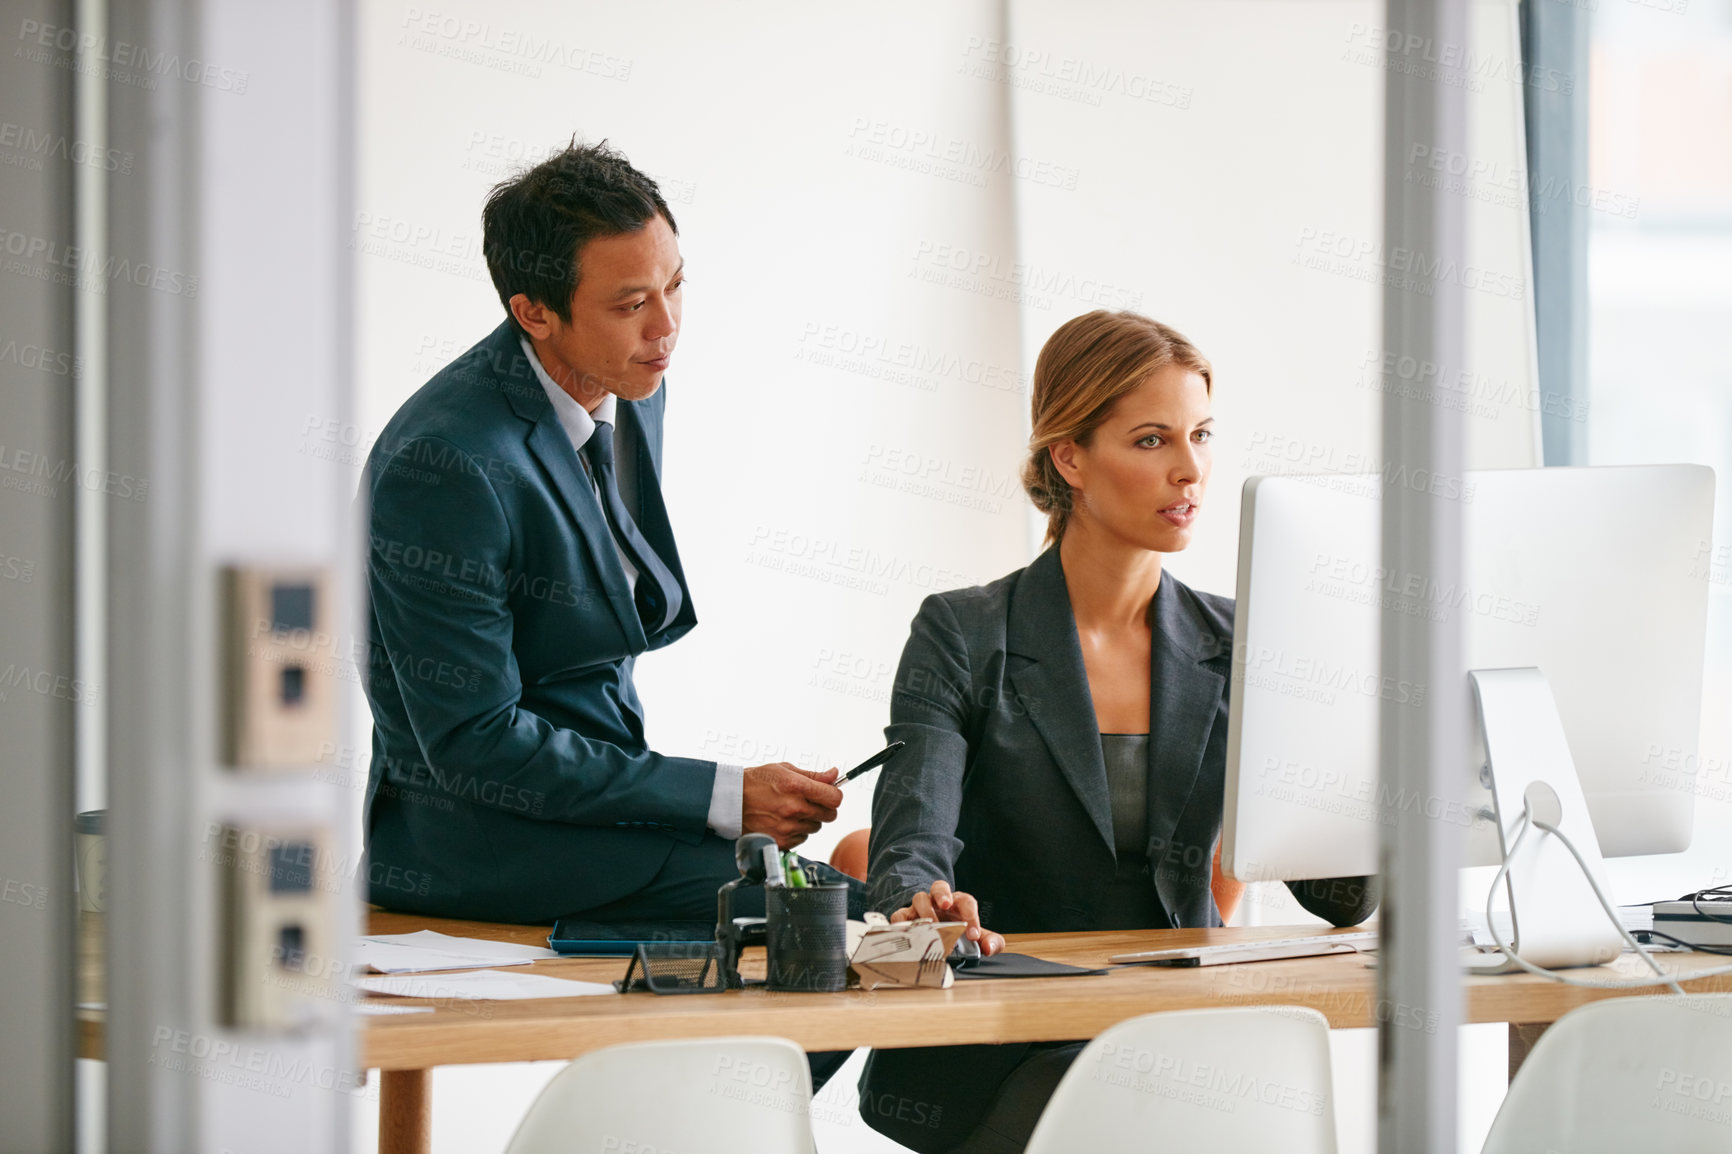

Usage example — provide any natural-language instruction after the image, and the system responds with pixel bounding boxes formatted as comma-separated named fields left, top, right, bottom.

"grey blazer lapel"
left=1145, top=575, right=1227, bottom=894
left=1006, top=549, right=1116, bottom=853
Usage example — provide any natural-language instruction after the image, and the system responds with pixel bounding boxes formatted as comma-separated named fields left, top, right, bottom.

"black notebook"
left=548, top=918, right=714, bottom=956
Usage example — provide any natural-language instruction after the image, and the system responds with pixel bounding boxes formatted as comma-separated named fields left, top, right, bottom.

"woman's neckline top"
left=1100, top=732, right=1151, bottom=861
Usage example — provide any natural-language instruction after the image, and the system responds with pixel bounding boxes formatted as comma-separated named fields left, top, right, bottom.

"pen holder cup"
left=766, top=883, right=849, bottom=992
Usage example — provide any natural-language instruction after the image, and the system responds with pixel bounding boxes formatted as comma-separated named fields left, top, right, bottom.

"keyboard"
left=1110, top=931, right=1379, bottom=967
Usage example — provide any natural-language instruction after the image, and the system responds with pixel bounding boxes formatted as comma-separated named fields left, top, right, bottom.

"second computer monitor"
left=1220, top=464, right=1714, bottom=883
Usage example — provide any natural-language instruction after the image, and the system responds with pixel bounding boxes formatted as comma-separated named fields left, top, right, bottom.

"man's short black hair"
left=482, top=139, right=677, bottom=331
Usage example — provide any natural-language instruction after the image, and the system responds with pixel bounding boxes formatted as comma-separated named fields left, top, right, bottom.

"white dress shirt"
left=520, top=336, right=744, bottom=839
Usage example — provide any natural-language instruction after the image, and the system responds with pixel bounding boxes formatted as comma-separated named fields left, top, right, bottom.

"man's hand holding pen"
left=741, top=762, right=843, bottom=849
left=740, top=742, right=902, bottom=849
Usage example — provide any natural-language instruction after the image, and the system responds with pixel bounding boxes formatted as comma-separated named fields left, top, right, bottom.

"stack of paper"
left=356, top=929, right=560, bottom=974
left=1618, top=904, right=1655, bottom=933
left=353, top=970, right=617, bottom=1000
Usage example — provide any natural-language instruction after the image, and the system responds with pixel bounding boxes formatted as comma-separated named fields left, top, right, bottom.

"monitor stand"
left=1465, top=667, right=1623, bottom=972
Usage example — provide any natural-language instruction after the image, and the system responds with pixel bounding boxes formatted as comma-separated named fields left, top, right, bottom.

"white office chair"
left=1481, top=993, right=1732, bottom=1154
left=1023, top=1006, right=1338, bottom=1154
left=502, top=1035, right=816, bottom=1154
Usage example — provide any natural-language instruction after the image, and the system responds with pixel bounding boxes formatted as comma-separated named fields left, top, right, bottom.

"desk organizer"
left=766, top=883, right=849, bottom=992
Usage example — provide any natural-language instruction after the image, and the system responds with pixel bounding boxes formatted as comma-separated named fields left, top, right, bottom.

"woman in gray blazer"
left=859, top=310, right=1376, bottom=1154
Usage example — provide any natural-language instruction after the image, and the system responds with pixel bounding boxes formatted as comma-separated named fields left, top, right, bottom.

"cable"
left=1482, top=812, right=1684, bottom=992
left=1523, top=809, right=1680, bottom=991
left=1691, top=883, right=1732, bottom=925
left=1629, top=884, right=1732, bottom=927
left=1639, top=928, right=1732, bottom=957
left=1481, top=804, right=1732, bottom=993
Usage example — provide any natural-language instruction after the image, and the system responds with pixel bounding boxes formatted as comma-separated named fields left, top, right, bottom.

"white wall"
left=1005, top=0, right=1540, bottom=598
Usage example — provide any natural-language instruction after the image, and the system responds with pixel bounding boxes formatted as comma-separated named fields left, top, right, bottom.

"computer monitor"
left=1221, top=464, right=1715, bottom=884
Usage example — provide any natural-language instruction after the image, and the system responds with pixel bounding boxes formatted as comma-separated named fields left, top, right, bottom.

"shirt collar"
left=520, top=334, right=617, bottom=452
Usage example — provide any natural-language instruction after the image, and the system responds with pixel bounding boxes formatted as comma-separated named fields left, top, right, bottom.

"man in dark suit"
left=360, top=142, right=849, bottom=925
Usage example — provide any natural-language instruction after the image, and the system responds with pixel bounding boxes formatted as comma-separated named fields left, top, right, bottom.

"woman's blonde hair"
left=1021, top=310, right=1213, bottom=545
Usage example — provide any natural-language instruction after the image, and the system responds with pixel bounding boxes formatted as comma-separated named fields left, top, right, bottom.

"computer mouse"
left=949, top=936, right=982, bottom=967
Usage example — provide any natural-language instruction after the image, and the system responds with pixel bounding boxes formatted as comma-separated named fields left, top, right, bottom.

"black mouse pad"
left=951, top=952, right=1108, bottom=979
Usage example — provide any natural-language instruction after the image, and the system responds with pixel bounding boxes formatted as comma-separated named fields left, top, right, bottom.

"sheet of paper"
left=354, top=1003, right=437, bottom=1015
left=366, top=929, right=559, bottom=961
left=355, top=942, right=528, bottom=974
left=1461, top=911, right=1516, bottom=948
left=352, top=969, right=617, bottom=1000
left=356, top=930, right=558, bottom=974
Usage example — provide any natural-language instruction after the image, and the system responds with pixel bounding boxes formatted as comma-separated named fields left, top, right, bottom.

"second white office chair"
left=1482, top=993, right=1732, bottom=1154
left=502, top=1035, right=816, bottom=1154
left=1024, top=1005, right=1339, bottom=1154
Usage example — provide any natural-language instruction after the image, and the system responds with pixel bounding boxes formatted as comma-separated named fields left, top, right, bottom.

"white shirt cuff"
left=707, top=762, right=745, bottom=840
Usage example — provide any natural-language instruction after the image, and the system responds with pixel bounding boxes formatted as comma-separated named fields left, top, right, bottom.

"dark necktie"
left=582, top=419, right=683, bottom=634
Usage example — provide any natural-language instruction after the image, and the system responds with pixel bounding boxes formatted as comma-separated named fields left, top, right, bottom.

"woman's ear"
left=1048, top=439, right=1085, bottom=493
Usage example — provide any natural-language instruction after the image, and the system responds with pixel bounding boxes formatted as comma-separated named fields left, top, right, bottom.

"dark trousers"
left=859, top=863, right=1171, bottom=1151
left=860, top=1042, right=1084, bottom=1153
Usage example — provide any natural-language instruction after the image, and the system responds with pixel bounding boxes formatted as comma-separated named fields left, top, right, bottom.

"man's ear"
left=1049, top=440, right=1085, bottom=493
left=509, top=293, right=554, bottom=341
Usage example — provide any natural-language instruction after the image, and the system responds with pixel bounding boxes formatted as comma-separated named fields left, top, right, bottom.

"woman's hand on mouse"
left=889, top=880, right=1006, bottom=956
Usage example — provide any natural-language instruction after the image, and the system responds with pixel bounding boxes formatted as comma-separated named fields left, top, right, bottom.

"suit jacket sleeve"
left=366, top=433, right=714, bottom=834
left=867, top=593, right=976, bottom=916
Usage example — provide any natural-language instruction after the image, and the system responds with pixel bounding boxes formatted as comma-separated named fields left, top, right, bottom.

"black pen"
left=837, top=740, right=906, bottom=787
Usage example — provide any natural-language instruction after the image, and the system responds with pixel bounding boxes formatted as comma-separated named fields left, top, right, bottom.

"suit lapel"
left=489, top=322, right=647, bottom=651
left=1144, top=575, right=1226, bottom=885
left=1006, top=549, right=1116, bottom=854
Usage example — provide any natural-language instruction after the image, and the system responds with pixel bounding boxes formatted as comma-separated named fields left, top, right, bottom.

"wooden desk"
left=360, top=911, right=1732, bottom=1154
left=74, top=910, right=1732, bottom=1154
